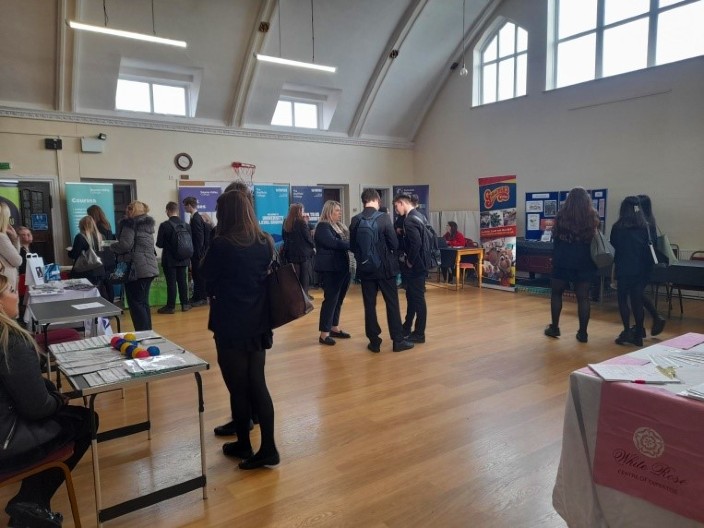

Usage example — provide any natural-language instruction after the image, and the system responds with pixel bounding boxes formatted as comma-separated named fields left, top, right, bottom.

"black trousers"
left=7, top=406, right=96, bottom=510
left=125, top=277, right=154, bottom=331
left=318, top=270, right=350, bottom=332
left=292, top=259, right=312, bottom=295
left=163, top=265, right=189, bottom=308
left=214, top=337, right=276, bottom=454
left=403, top=272, right=427, bottom=336
left=361, top=276, right=404, bottom=345
left=191, top=257, right=207, bottom=301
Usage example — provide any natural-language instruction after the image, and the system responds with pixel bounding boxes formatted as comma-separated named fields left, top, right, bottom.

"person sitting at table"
left=0, top=203, right=22, bottom=290
left=441, top=221, right=466, bottom=282
left=68, top=216, right=107, bottom=298
left=0, top=273, right=97, bottom=528
left=16, top=226, right=34, bottom=275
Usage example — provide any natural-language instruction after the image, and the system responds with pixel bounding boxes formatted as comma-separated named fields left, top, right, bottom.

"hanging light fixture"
left=256, top=0, right=336, bottom=73
left=459, top=0, right=468, bottom=76
left=68, top=0, right=187, bottom=48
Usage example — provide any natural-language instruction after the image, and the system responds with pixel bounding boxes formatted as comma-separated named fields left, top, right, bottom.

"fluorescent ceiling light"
left=255, top=54, right=336, bottom=73
left=68, top=20, right=187, bottom=48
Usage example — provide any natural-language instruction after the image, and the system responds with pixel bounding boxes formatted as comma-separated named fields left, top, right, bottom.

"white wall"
left=414, top=0, right=704, bottom=250
left=0, top=117, right=414, bottom=261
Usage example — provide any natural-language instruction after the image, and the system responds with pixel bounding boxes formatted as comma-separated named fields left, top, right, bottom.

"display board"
left=291, top=186, right=324, bottom=226
left=65, top=182, right=115, bottom=241
left=525, top=191, right=559, bottom=240
left=254, top=184, right=290, bottom=242
left=178, top=186, right=221, bottom=226
left=392, top=185, right=430, bottom=219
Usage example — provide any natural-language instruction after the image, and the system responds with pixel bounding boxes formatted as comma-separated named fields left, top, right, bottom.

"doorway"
left=18, top=180, right=55, bottom=264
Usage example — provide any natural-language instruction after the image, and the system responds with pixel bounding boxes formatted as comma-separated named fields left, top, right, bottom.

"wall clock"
left=174, top=153, right=193, bottom=171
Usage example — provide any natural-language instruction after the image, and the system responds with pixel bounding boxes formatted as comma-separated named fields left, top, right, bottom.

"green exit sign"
left=0, top=162, right=11, bottom=170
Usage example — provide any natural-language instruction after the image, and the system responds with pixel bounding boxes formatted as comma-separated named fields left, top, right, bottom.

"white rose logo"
left=633, top=427, right=665, bottom=458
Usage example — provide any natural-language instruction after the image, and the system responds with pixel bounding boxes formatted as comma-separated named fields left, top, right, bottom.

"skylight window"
left=271, top=100, right=320, bottom=129
left=116, top=79, right=187, bottom=116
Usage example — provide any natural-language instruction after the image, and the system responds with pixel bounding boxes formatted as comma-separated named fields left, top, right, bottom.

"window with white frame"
left=271, top=99, right=320, bottom=129
left=550, top=0, right=704, bottom=89
left=475, top=20, right=528, bottom=106
left=115, top=58, right=202, bottom=117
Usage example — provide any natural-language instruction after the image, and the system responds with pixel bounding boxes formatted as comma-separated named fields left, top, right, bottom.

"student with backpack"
left=393, top=194, right=429, bottom=343
left=349, top=189, right=414, bottom=353
left=156, top=201, right=193, bottom=314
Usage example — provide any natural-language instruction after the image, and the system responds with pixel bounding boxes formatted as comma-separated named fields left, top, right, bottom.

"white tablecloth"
left=24, top=279, right=101, bottom=331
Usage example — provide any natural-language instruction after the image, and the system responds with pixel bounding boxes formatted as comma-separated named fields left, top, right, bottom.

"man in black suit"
left=349, top=189, right=413, bottom=353
left=182, top=196, right=208, bottom=306
left=156, top=202, right=192, bottom=314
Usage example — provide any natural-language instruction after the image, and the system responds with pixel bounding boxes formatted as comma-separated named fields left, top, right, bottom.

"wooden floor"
left=3, top=283, right=703, bottom=527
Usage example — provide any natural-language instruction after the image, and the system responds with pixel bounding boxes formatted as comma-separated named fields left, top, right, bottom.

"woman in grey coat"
left=111, top=201, right=159, bottom=330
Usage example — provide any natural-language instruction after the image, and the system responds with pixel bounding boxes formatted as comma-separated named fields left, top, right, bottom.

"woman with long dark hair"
left=610, top=196, right=653, bottom=347
left=0, top=274, right=95, bottom=527
left=87, top=204, right=116, bottom=300
left=202, top=190, right=279, bottom=470
left=636, top=195, right=666, bottom=337
left=314, top=200, right=351, bottom=346
left=282, top=203, right=315, bottom=300
left=544, top=187, right=599, bottom=342
left=441, top=221, right=466, bottom=282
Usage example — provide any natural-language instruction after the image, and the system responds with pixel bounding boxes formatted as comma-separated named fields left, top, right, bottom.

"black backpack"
left=406, top=213, right=438, bottom=268
left=355, top=211, right=383, bottom=273
left=171, top=222, right=194, bottom=260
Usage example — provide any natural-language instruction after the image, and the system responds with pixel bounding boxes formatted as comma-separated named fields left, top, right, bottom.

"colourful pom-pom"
left=136, top=350, right=150, bottom=358
left=126, top=344, right=138, bottom=355
left=147, top=346, right=160, bottom=356
left=120, top=342, right=131, bottom=353
left=110, top=336, right=121, bottom=347
left=124, top=333, right=137, bottom=341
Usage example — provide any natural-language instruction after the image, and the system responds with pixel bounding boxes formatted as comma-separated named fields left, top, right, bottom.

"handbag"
left=267, top=262, right=314, bottom=329
left=656, top=230, right=678, bottom=264
left=25, top=253, right=45, bottom=286
left=590, top=229, right=615, bottom=269
left=109, top=260, right=136, bottom=284
left=72, top=235, right=103, bottom=273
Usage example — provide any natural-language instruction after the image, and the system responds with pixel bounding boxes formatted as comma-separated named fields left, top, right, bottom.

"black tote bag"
left=268, top=262, right=314, bottom=329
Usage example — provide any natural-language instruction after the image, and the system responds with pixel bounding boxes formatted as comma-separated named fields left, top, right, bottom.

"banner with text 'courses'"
left=478, top=175, right=517, bottom=292
left=65, top=183, right=115, bottom=242
left=254, top=184, right=290, bottom=242
left=291, top=186, right=324, bottom=226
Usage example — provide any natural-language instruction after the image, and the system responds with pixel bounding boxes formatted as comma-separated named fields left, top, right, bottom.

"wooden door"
left=18, top=181, right=54, bottom=263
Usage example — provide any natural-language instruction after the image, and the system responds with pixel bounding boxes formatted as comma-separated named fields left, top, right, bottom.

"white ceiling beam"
left=227, top=0, right=278, bottom=128
left=408, top=0, right=501, bottom=140
left=348, top=0, right=429, bottom=138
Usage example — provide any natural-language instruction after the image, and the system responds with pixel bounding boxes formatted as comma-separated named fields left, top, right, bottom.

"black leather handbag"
left=267, top=262, right=313, bottom=329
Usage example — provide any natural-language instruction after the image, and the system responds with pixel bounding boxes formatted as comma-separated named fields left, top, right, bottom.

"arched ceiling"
left=0, top=0, right=496, bottom=147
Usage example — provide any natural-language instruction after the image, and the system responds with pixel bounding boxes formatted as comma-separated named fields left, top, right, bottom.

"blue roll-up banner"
left=392, top=185, right=430, bottom=219
left=65, top=182, right=115, bottom=241
left=291, top=186, right=324, bottom=226
left=254, top=184, right=290, bottom=242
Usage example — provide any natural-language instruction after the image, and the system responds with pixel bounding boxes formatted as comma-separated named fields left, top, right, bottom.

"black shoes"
left=406, top=334, right=425, bottom=343
left=576, top=330, right=588, bottom=343
left=6, top=502, right=63, bottom=528
left=392, top=340, right=414, bottom=352
left=222, top=441, right=254, bottom=459
left=367, top=342, right=381, bottom=353
left=181, top=304, right=192, bottom=312
left=190, top=299, right=208, bottom=307
left=544, top=324, right=561, bottom=338
left=157, top=306, right=175, bottom=314
left=238, top=449, right=280, bottom=470
left=652, top=317, right=666, bottom=336
left=319, top=336, right=336, bottom=346
left=329, top=330, right=351, bottom=339
left=615, top=329, right=643, bottom=347
left=214, top=420, right=254, bottom=436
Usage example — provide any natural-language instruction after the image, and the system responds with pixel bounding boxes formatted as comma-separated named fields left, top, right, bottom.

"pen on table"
left=634, top=379, right=646, bottom=384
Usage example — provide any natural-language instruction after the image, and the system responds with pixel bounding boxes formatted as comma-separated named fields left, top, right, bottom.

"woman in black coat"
left=610, top=196, right=653, bottom=347
left=87, top=204, right=116, bottom=299
left=314, top=200, right=351, bottom=346
left=281, top=203, right=315, bottom=299
left=68, top=215, right=107, bottom=297
left=0, top=274, right=96, bottom=527
left=202, top=190, right=279, bottom=470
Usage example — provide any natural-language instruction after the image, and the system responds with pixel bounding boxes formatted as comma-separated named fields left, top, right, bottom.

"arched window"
left=549, top=0, right=704, bottom=89
left=474, top=20, right=528, bottom=106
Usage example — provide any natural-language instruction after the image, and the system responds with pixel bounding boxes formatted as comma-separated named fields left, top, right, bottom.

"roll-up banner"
left=65, top=182, right=115, bottom=241
left=0, top=181, right=21, bottom=228
left=392, top=185, right=430, bottom=220
left=478, top=176, right=517, bottom=291
left=178, top=186, right=221, bottom=226
left=291, top=186, right=324, bottom=226
left=254, top=184, right=290, bottom=242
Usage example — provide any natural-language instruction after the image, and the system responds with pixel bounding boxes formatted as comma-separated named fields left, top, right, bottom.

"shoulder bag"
left=656, top=228, right=678, bottom=264
left=109, top=233, right=137, bottom=284
left=73, top=234, right=103, bottom=273
left=268, top=261, right=314, bottom=329
left=590, top=229, right=615, bottom=269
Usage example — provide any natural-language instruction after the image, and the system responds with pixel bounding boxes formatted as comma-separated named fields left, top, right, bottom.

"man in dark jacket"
left=156, top=201, right=192, bottom=314
left=394, top=194, right=428, bottom=343
left=182, top=196, right=208, bottom=306
left=349, top=189, right=413, bottom=353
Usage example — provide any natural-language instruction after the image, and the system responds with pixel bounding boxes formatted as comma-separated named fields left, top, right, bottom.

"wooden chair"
left=691, top=251, right=704, bottom=261
left=0, top=442, right=81, bottom=528
left=459, top=262, right=477, bottom=288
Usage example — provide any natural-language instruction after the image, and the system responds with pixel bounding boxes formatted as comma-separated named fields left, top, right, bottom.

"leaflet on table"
left=588, top=363, right=681, bottom=383
left=84, top=367, right=131, bottom=387
left=679, top=382, right=704, bottom=402
left=123, top=354, right=199, bottom=376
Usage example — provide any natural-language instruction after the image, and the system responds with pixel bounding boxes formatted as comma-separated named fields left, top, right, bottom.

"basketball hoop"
left=231, top=162, right=256, bottom=185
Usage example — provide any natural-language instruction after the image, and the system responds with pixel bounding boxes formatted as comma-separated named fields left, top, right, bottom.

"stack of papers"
left=588, top=363, right=681, bottom=384
left=680, top=382, right=704, bottom=402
